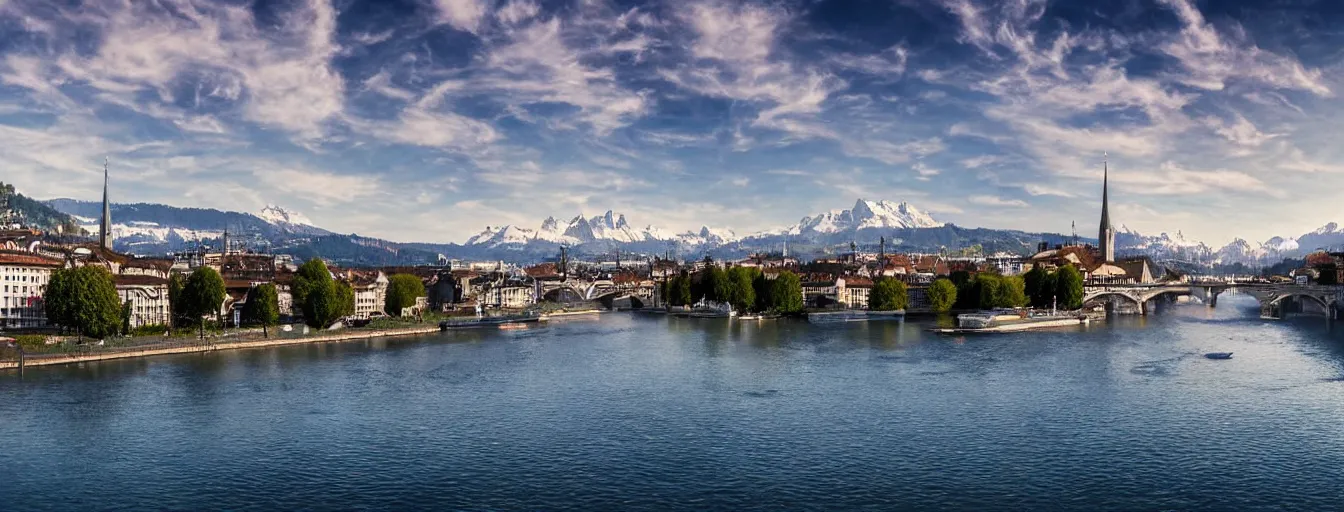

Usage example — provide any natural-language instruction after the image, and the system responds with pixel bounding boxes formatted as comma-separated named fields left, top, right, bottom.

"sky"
left=1, top=0, right=1343, bottom=247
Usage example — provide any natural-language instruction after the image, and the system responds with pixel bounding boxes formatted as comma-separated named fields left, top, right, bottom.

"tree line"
left=43, top=258, right=428, bottom=340
left=661, top=266, right=805, bottom=314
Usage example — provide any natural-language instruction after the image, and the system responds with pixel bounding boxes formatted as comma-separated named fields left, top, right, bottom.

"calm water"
left=5, top=294, right=1344, bottom=511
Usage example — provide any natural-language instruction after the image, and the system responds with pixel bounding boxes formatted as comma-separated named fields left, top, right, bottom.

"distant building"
left=0, top=251, right=62, bottom=328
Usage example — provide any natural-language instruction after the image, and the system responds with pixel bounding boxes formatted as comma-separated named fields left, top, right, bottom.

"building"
left=0, top=251, right=62, bottom=328
left=114, top=275, right=170, bottom=328
left=837, top=277, right=872, bottom=308
left=345, top=270, right=389, bottom=319
left=1098, top=157, right=1115, bottom=263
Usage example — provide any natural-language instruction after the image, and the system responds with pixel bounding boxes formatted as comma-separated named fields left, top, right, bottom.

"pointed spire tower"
left=1098, top=153, right=1115, bottom=263
left=99, top=157, right=113, bottom=251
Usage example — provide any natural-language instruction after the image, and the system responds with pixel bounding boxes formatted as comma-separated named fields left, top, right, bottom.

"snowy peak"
left=1313, top=222, right=1341, bottom=235
left=795, top=198, right=942, bottom=234
left=259, top=205, right=313, bottom=227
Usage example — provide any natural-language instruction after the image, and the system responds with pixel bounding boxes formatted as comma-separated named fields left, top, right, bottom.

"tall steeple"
left=1098, top=154, right=1115, bottom=263
left=99, top=157, right=113, bottom=251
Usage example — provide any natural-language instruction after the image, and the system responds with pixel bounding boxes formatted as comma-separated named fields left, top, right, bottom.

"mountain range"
left=32, top=193, right=1344, bottom=269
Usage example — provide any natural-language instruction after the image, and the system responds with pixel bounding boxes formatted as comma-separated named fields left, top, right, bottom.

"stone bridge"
left=1084, top=282, right=1344, bottom=319
left=538, top=280, right=656, bottom=307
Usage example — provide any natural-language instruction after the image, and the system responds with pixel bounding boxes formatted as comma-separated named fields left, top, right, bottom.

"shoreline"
left=1, top=325, right=443, bottom=370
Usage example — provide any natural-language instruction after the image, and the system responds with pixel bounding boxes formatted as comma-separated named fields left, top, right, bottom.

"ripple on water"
left=4, top=302, right=1344, bottom=511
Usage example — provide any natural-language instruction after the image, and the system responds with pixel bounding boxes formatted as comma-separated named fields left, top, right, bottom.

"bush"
left=14, top=334, right=47, bottom=349
left=130, top=324, right=170, bottom=337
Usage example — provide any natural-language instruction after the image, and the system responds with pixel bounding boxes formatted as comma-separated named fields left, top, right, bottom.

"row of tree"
left=661, top=266, right=805, bottom=314
left=1023, top=265, right=1085, bottom=310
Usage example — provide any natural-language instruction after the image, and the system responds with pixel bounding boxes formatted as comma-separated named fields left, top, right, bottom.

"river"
left=4, top=294, right=1344, bottom=511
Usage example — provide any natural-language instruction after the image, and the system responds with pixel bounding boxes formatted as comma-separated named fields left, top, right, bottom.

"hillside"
left=0, top=183, right=82, bottom=234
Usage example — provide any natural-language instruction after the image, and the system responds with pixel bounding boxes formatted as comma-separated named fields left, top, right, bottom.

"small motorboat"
left=1205, top=352, right=1234, bottom=360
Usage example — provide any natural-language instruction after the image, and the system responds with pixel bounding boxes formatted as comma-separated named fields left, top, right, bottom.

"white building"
left=0, top=251, right=63, bottom=328
left=349, top=271, right=389, bottom=319
left=114, top=275, right=171, bottom=329
left=490, top=283, right=535, bottom=309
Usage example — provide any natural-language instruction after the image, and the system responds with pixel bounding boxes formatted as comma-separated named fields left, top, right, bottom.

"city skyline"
left=1, top=0, right=1342, bottom=245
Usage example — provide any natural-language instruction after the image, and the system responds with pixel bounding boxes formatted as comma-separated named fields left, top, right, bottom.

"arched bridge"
left=1084, top=282, right=1343, bottom=319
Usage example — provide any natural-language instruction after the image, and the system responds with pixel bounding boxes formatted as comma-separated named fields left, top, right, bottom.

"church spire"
left=1098, top=153, right=1115, bottom=263
left=99, top=157, right=113, bottom=251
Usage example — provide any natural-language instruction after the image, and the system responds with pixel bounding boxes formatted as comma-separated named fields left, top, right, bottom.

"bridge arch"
left=1268, top=293, right=1334, bottom=315
left=1083, top=291, right=1144, bottom=313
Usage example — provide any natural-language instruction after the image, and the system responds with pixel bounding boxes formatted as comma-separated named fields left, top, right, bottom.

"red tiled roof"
left=0, top=251, right=63, bottom=268
left=114, top=275, right=168, bottom=287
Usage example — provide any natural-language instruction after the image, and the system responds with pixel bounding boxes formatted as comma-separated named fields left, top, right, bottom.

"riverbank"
left=0, top=324, right=446, bottom=370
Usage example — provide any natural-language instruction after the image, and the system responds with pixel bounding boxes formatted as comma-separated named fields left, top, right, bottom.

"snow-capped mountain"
left=464, top=200, right=937, bottom=250
left=793, top=199, right=941, bottom=234
left=1116, top=225, right=1213, bottom=262
left=259, top=205, right=314, bottom=227
left=467, top=210, right=681, bottom=248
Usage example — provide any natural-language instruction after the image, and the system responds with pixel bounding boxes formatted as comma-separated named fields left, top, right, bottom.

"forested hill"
left=0, top=183, right=82, bottom=234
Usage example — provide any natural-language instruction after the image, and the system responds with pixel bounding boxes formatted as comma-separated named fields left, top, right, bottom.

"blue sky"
left=1, top=0, right=1342, bottom=246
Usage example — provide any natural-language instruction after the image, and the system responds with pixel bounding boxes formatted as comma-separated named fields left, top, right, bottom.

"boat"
left=1204, top=352, right=1234, bottom=360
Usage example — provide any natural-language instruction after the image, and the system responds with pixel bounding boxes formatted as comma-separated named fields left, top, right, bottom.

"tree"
left=752, top=274, right=773, bottom=312
left=674, top=273, right=693, bottom=307
left=44, top=266, right=121, bottom=339
left=868, top=278, right=909, bottom=311
left=335, top=281, right=355, bottom=318
left=43, top=268, right=72, bottom=334
left=1055, top=265, right=1084, bottom=310
left=120, top=300, right=132, bottom=336
left=243, top=284, right=280, bottom=338
left=1023, top=265, right=1047, bottom=308
left=770, top=271, right=805, bottom=314
left=927, top=278, right=958, bottom=313
left=292, top=258, right=332, bottom=311
left=697, top=265, right=731, bottom=304
left=726, top=267, right=758, bottom=313
left=182, top=266, right=226, bottom=339
left=385, top=274, right=427, bottom=316
left=949, top=270, right=971, bottom=287
left=168, top=273, right=188, bottom=328
left=1001, top=275, right=1028, bottom=308
left=974, top=273, right=1003, bottom=310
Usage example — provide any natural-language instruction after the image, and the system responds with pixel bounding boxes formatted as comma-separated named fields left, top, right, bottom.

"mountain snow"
left=794, top=199, right=941, bottom=234
left=259, top=205, right=314, bottom=227
left=464, top=199, right=938, bottom=249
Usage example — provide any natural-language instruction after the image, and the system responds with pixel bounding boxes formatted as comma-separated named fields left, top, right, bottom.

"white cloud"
left=435, top=0, right=490, bottom=34
left=969, top=195, right=1030, bottom=208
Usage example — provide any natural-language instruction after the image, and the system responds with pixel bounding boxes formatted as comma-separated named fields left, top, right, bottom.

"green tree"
left=697, top=265, right=731, bottom=303
left=752, top=274, right=773, bottom=312
left=243, top=283, right=280, bottom=338
left=1023, top=265, right=1047, bottom=308
left=974, top=273, right=1003, bottom=310
left=927, top=278, right=958, bottom=313
left=949, top=270, right=971, bottom=287
left=120, top=300, right=132, bottom=336
left=868, top=278, right=909, bottom=311
left=182, top=266, right=226, bottom=339
left=673, top=273, right=693, bottom=307
left=43, top=268, right=72, bottom=333
left=167, top=273, right=188, bottom=328
left=1001, top=275, right=1029, bottom=308
left=335, top=281, right=355, bottom=318
left=770, top=271, right=805, bottom=314
left=1055, top=265, right=1084, bottom=310
left=43, top=266, right=121, bottom=339
left=726, top=267, right=758, bottom=313
left=292, top=258, right=332, bottom=310
left=385, top=274, right=427, bottom=316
